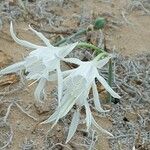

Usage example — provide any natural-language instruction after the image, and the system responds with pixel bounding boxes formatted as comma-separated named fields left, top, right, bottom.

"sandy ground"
left=0, top=0, right=150, bottom=150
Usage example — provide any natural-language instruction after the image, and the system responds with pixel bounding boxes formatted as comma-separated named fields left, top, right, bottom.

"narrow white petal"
left=62, top=58, right=82, bottom=66
left=29, top=25, right=53, bottom=48
left=0, top=61, right=25, bottom=75
left=59, top=92, right=69, bottom=106
left=48, top=73, right=57, bottom=81
left=58, top=88, right=84, bottom=119
left=41, top=92, right=73, bottom=124
left=58, top=42, right=78, bottom=57
left=41, top=82, right=84, bottom=126
left=57, top=63, right=63, bottom=106
left=92, top=81, right=109, bottom=112
left=41, top=108, right=62, bottom=129
left=50, top=113, right=61, bottom=129
left=40, top=109, right=59, bottom=124
left=85, top=101, right=92, bottom=131
left=41, top=94, right=76, bottom=125
left=10, top=22, right=41, bottom=49
left=96, top=56, right=111, bottom=69
left=62, top=69, right=75, bottom=78
left=96, top=74, right=121, bottom=99
left=66, top=110, right=80, bottom=143
left=26, top=73, right=41, bottom=80
left=59, top=96, right=76, bottom=118
left=34, top=78, right=47, bottom=102
left=92, top=116, right=113, bottom=137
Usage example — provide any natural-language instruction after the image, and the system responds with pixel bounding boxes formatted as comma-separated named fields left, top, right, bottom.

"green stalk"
left=107, top=59, right=113, bottom=103
left=54, top=29, right=86, bottom=46
left=77, top=42, right=105, bottom=54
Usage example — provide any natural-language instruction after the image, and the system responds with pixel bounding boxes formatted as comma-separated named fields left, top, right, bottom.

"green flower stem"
left=54, top=29, right=87, bottom=46
left=54, top=18, right=106, bottom=47
left=77, top=42, right=106, bottom=54
left=107, top=59, right=113, bottom=103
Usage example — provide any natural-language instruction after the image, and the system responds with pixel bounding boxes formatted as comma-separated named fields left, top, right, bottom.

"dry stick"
left=70, top=142, right=98, bottom=150
left=2, top=100, right=37, bottom=122
left=69, top=133, right=97, bottom=150
left=89, top=130, right=97, bottom=150
left=36, top=28, right=75, bottom=35
left=50, top=143, right=72, bottom=150
left=30, top=23, right=75, bottom=35
left=3, top=103, right=13, bottom=123
left=109, top=134, right=134, bottom=140
left=21, top=138, right=35, bottom=150
left=0, top=100, right=37, bottom=149
left=0, top=102, right=14, bottom=150
left=18, top=0, right=26, bottom=10
left=0, top=124, right=13, bottom=150
left=121, top=11, right=133, bottom=25
left=15, top=102, right=38, bottom=121
left=130, top=1, right=150, bottom=14
left=0, top=96, right=4, bottom=102
left=117, top=140, right=123, bottom=150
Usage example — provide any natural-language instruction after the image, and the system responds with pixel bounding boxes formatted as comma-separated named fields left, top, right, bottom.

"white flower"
left=0, top=22, right=78, bottom=103
left=41, top=55, right=121, bottom=143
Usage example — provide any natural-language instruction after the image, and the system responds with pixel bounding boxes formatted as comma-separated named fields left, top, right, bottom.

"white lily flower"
left=41, top=55, right=120, bottom=142
left=0, top=22, right=78, bottom=103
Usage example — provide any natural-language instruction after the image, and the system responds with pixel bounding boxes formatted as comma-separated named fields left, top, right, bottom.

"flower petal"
left=57, top=62, right=63, bottom=106
left=56, top=87, right=84, bottom=120
left=40, top=109, right=59, bottom=124
left=62, top=58, right=82, bottom=66
left=0, top=61, right=25, bottom=75
left=34, top=78, right=47, bottom=102
left=10, top=22, right=41, bottom=49
left=41, top=93, right=76, bottom=125
left=28, top=48, right=54, bottom=60
left=58, top=42, right=78, bottom=57
left=72, top=62, right=97, bottom=83
left=96, top=74, right=121, bottom=99
left=29, top=25, right=53, bottom=48
left=59, top=95, right=77, bottom=118
left=92, top=81, right=109, bottom=112
left=84, top=101, right=92, bottom=131
left=92, top=116, right=113, bottom=137
left=62, top=69, right=76, bottom=78
left=48, top=72, right=57, bottom=81
left=66, top=110, right=80, bottom=143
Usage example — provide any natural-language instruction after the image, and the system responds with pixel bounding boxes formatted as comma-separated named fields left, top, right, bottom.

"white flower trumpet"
left=0, top=22, right=78, bottom=103
left=41, top=54, right=121, bottom=143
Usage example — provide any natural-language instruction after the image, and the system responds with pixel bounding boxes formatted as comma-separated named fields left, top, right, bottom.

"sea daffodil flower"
left=41, top=54, right=121, bottom=142
left=0, top=22, right=78, bottom=103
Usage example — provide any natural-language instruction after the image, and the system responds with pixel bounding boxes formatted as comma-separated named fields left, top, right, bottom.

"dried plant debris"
left=127, top=0, right=150, bottom=14
left=0, top=74, right=26, bottom=96
left=21, top=138, right=36, bottom=150
left=0, top=121, right=13, bottom=150
left=43, top=125, right=97, bottom=150
left=0, top=50, right=12, bottom=68
left=0, top=73, right=19, bottom=87
left=0, top=0, right=79, bottom=28
left=107, top=53, right=150, bottom=150
left=0, top=101, right=14, bottom=150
